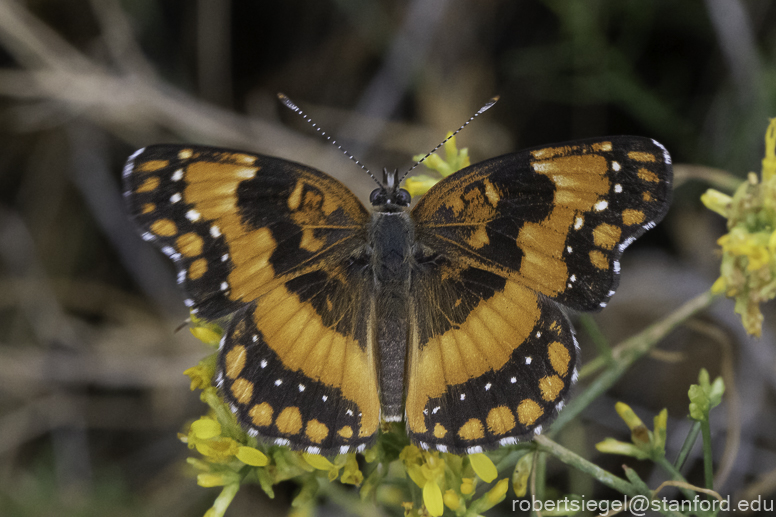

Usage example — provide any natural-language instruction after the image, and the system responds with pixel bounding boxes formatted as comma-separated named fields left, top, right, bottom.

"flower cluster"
left=399, top=446, right=508, bottom=516
left=701, top=118, right=776, bottom=336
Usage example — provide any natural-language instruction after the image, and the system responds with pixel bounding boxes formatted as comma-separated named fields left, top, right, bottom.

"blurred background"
left=0, top=0, right=775, bottom=515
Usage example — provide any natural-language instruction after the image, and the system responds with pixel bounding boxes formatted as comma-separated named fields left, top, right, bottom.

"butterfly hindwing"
left=405, top=136, right=671, bottom=451
left=124, top=145, right=381, bottom=453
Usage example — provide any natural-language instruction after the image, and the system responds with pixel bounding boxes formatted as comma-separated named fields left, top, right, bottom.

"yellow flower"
left=460, top=477, right=475, bottom=495
left=184, top=364, right=213, bottom=391
left=236, top=446, right=268, bottom=467
left=486, top=478, right=509, bottom=505
left=596, top=402, right=668, bottom=461
left=302, top=452, right=335, bottom=472
left=763, top=117, right=776, bottom=180
left=702, top=118, right=776, bottom=336
left=191, top=417, right=221, bottom=439
left=340, top=454, right=364, bottom=486
left=197, top=471, right=239, bottom=487
left=406, top=133, right=471, bottom=197
left=469, top=453, right=498, bottom=482
left=189, top=313, right=224, bottom=346
left=399, top=446, right=448, bottom=516
left=423, top=479, right=444, bottom=516
left=443, top=489, right=461, bottom=511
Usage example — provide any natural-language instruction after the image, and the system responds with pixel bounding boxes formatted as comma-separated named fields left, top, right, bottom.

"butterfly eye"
left=369, top=188, right=387, bottom=205
left=396, top=189, right=411, bottom=207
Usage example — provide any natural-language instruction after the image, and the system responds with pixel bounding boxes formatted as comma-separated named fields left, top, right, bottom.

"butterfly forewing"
left=124, top=145, right=381, bottom=454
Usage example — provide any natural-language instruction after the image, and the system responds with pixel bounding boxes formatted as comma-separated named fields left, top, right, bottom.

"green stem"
left=552, top=290, right=718, bottom=434
left=673, top=421, right=701, bottom=471
left=700, top=419, right=714, bottom=493
left=534, top=435, right=639, bottom=496
left=578, top=314, right=613, bottom=365
left=578, top=354, right=607, bottom=380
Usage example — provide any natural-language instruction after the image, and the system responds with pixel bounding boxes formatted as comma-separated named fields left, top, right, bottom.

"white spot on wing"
left=260, top=359, right=267, bottom=368
left=466, top=446, right=483, bottom=454
left=274, top=379, right=282, bottom=386
left=485, top=383, right=491, bottom=391
left=170, top=192, right=182, bottom=203
left=171, top=169, right=184, bottom=181
left=298, top=384, right=305, bottom=392
left=306, top=446, right=320, bottom=454
left=460, top=393, right=465, bottom=401
left=210, top=226, right=221, bottom=237
left=574, top=217, right=583, bottom=230
left=510, top=377, right=517, bottom=383
left=436, top=445, right=448, bottom=453
left=594, top=200, right=608, bottom=211
left=185, top=209, right=201, bottom=222
left=525, top=356, right=532, bottom=365
left=612, top=161, right=621, bottom=171
left=652, top=139, right=672, bottom=164
left=339, top=445, right=350, bottom=454
left=123, top=148, right=145, bottom=178
left=499, top=437, right=517, bottom=446
left=614, top=184, right=622, bottom=193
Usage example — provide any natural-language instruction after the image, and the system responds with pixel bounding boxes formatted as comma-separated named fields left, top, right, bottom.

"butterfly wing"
left=405, top=136, right=672, bottom=453
left=124, top=145, right=380, bottom=454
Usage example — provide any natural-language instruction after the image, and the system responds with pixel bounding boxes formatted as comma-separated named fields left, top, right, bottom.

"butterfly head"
left=369, top=168, right=411, bottom=208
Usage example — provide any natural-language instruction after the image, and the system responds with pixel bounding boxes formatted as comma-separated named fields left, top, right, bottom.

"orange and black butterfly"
left=124, top=109, right=672, bottom=455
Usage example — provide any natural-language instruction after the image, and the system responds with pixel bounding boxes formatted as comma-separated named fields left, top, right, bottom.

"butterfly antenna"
left=397, top=95, right=500, bottom=185
left=277, top=93, right=383, bottom=188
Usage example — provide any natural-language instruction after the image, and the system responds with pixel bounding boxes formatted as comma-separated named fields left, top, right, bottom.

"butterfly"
left=123, top=133, right=672, bottom=455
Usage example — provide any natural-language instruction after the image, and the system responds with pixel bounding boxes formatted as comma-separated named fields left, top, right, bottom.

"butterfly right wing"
left=124, top=145, right=380, bottom=454
left=404, top=137, right=671, bottom=453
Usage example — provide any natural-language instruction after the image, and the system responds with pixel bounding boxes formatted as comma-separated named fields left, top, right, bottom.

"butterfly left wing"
left=124, top=145, right=381, bottom=454
left=405, top=136, right=672, bottom=453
